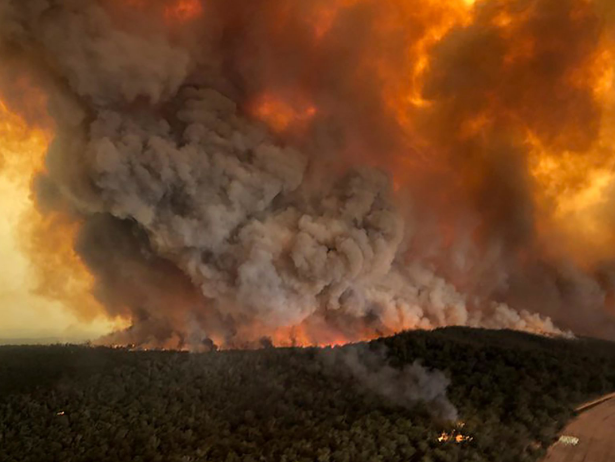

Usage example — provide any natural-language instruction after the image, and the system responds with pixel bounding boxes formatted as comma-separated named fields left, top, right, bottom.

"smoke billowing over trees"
left=2, top=328, right=615, bottom=461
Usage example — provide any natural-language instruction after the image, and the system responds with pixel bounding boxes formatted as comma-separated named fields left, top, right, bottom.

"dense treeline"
left=1, top=327, right=615, bottom=462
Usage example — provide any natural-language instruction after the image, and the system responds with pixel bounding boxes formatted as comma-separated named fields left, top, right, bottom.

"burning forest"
left=1, top=0, right=615, bottom=349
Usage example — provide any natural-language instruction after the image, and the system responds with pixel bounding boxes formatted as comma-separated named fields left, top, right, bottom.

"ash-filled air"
left=1, top=0, right=615, bottom=348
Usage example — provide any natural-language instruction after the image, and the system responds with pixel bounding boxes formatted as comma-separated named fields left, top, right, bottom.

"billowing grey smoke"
left=0, top=0, right=572, bottom=347
left=323, top=344, right=458, bottom=421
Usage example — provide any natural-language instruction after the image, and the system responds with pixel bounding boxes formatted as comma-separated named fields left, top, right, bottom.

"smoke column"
left=323, top=344, right=458, bottom=421
left=0, top=0, right=614, bottom=348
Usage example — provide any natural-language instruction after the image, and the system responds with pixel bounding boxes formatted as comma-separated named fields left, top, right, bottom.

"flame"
left=231, top=316, right=392, bottom=348
left=437, top=422, right=473, bottom=444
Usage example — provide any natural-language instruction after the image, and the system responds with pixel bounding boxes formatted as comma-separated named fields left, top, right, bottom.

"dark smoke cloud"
left=2, top=0, right=614, bottom=347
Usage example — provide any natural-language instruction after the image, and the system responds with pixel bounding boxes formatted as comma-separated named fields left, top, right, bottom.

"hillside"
left=2, top=327, right=615, bottom=462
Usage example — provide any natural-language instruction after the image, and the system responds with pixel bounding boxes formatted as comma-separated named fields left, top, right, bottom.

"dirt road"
left=543, top=394, right=615, bottom=462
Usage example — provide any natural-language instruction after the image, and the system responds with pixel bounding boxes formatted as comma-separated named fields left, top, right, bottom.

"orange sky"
left=0, top=102, right=117, bottom=342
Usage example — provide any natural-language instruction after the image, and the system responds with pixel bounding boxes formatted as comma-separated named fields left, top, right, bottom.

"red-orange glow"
left=308, top=0, right=361, bottom=40
left=311, top=8, right=339, bottom=40
left=6, top=0, right=615, bottom=347
left=0, top=88, right=106, bottom=324
left=112, top=0, right=203, bottom=24
left=525, top=31, right=615, bottom=264
left=251, top=94, right=317, bottom=134
left=231, top=317, right=390, bottom=348
left=0, top=87, right=51, bottom=177
left=380, top=0, right=476, bottom=124
left=459, top=113, right=492, bottom=139
left=164, top=0, right=203, bottom=22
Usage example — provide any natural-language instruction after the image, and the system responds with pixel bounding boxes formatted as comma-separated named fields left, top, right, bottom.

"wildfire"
left=3, top=0, right=615, bottom=348
left=438, top=422, right=473, bottom=443
left=437, top=432, right=474, bottom=443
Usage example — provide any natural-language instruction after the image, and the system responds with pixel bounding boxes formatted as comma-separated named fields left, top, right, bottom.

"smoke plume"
left=323, top=344, right=458, bottom=421
left=0, top=0, right=614, bottom=347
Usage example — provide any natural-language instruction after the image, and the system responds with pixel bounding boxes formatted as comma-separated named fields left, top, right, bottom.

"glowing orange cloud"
left=114, top=0, right=203, bottom=24
left=0, top=89, right=117, bottom=331
left=251, top=93, right=317, bottom=134
left=164, top=0, right=203, bottom=22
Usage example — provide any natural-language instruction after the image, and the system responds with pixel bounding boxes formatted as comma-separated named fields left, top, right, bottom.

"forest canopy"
left=2, top=327, right=615, bottom=462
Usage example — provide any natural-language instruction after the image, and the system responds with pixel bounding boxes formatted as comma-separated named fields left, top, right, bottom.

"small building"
left=558, top=435, right=579, bottom=446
